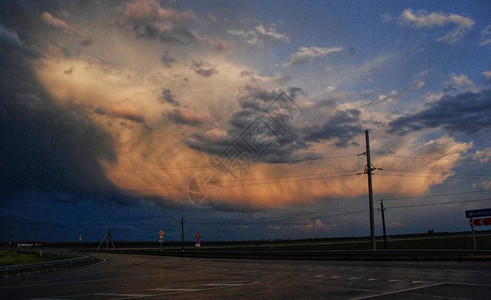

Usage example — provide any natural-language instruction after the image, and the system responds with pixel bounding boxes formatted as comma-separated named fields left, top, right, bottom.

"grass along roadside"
left=0, top=250, right=46, bottom=266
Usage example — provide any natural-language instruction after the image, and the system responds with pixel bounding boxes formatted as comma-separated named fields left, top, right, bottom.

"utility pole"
left=358, top=130, right=382, bottom=251
left=378, top=200, right=387, bottom=250
left=181, top=217, right=185, bottom=251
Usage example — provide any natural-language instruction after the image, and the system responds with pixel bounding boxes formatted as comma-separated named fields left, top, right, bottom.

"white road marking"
left=349, top=277, right=360, bottom=280
left=412, top=280, right=425, bottom=284
left=447, top=282, right=491, bottom=287
left=0, top=275, right=161, bottom=289
left=93, top=293, right=150, bottom=297
left=30, top=298, right=74, bottom=300
left=314, top=275, right=324, bottom=278
left=148, top=288, right=203, bottom=292
left=367, top=278, right=376, bottom=282
left=331, top=276, right=341, bottom=279
left=350, top=282, right=448, bottom=300
left=202, top=283, right=246, bottom=287
left=388, top=279, right=400, bottom=283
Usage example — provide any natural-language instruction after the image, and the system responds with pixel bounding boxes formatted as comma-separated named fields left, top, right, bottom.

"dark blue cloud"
left=187, top=87, right=360, bottom=164
left=388, top=90, right=491, bottom=135
left=301, top=109, right=363, bottom=147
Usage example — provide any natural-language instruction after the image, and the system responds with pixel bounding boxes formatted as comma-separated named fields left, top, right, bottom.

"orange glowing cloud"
left=32, top=44, right=473, bottom=210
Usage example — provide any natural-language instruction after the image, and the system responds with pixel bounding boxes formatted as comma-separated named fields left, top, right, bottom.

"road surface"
left=1, top=253, right=490, bottom=299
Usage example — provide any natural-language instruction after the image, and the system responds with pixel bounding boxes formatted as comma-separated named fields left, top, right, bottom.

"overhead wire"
left=381, top=190, right=491, bottom=201
left=385, top=197, right=491, bottom=209
left=103, top=153, right=361, bottom=172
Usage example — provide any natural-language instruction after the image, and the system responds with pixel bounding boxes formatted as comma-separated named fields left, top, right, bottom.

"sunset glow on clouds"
left=1, top=0, right=490, bottom=241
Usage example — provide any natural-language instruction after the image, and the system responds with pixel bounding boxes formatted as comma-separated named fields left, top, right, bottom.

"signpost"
left=195, top=232, right=201, bottom=248
left=465, top=208, right=491, bottom=250
left=159, top=230, right=164, bottom=251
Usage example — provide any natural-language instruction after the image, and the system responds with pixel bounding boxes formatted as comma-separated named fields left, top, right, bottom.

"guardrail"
left=0, top=254, right=97, bottom=276
left=109, top=249, right=491, bottom=261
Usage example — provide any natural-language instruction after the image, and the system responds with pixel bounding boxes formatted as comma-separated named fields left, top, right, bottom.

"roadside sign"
left=470, top=217, right=491, bottom=226
left=196, top=232, right=201, bottom=248
left=465, top=208, right=491, bottom=218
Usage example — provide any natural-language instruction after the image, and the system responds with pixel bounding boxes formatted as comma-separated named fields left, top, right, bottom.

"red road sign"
left=470, top=217, right=491, bottom=226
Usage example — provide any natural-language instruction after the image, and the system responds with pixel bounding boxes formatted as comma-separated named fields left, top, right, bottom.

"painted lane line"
left=92, top=293, right=150, bottom=297
left=367, top=278, right=376, bottom=282
left=29, top=298, right=74, bottom=300
left=133, top=281, right=260, bottom=299
left=202, top=284, right=239, bottom=287
left=148, top=288, right=203, bottom=292
left=350, top=282, right=448, bottom=300
left=0, top=275, right=161, bottom=289
left=314, top=275, right=324, bottom=278
left=447, top=282, right=491, bottom=287
left=331, top=276, right=341, bottom=279
left=349, top=277, right=361, bottom=280
left=388, top=279, right=400, bottom=283
left=201, top=281, right=256, bottom=287
left=412, top=281, right=425, bottom=284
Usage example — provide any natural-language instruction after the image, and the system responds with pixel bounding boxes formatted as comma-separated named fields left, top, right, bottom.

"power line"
left=385, top=197, right=491, bottom=209
left=73, top=170, right=359, bottom=191
left=377, top=173, right=485, bottom=180
left=103, top=154, right=360, bottom=173
left=185, top=196, right=491, bottom=226
left=372, top=154, right=486, bottom=162
left=252, top=200, right=367, bottom=224
left=382, top=169, right=491, bottom=177
left=187, top=209, right=368, bottom=226
left=382, top=190, right=491, bottom=201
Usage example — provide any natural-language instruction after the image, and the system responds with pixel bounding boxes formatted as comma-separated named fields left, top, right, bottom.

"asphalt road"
left=1, top=253, right=490, bottom=299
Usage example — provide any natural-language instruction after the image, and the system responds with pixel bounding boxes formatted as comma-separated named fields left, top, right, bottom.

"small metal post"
left=471, top=220, right=477, bottom=250
left=379, top=200, right=387, bottom=250
left=181, top=218, right=185, bottom=251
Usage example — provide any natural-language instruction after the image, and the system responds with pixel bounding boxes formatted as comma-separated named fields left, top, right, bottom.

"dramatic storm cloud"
left=1, top=0, right=490, bottom=242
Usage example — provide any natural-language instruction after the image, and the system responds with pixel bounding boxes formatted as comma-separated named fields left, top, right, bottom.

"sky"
left=0, top=0, right=490, bottom=243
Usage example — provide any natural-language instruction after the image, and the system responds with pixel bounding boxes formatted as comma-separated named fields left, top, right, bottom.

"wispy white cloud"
left=480, top=25, right=491, bottom=46
left=227, top=24, right=289, bottom=46
left=444, top=73, right=479, bottom=93
left=254, top=25, right=289, bottom=42
left=284, top=46, right=343, bottom=67
left=483, top=71, right=491, bottom=83
left=399, top=8, right=474, bottom=43
left=380, top=13, right=393, bottom=23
